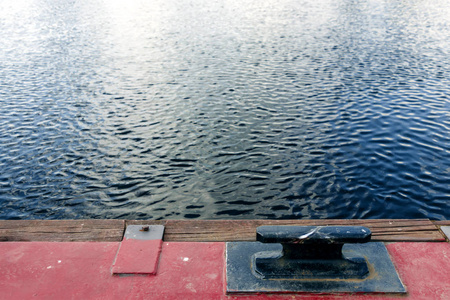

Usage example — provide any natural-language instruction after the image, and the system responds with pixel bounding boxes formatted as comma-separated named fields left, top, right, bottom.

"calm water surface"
left=1, top=0, right=449, bottom=220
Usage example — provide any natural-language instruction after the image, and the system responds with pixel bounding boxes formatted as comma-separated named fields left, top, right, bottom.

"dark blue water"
left=1, top=0, right=449, bottom=220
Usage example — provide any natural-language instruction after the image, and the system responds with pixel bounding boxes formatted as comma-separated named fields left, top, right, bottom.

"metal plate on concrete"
left=441, top=226, right=450, bottom=240
left=112, top=225, right=165, bottom=274
left=111, top=239, right=162, bottom=274
left=226, top=242, right=406, bottom=294
left=124, top=225, right=164, bottom=240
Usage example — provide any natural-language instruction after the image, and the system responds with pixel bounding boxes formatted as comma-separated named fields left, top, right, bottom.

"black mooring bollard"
left=253, top=226, right=372, bottom=279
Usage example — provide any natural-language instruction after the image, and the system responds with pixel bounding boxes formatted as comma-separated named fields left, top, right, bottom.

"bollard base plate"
left=226, top=242, right=406, bottom=294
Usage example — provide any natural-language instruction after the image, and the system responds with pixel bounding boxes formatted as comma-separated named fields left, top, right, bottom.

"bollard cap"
left=256, top=226, right=371, bottom=244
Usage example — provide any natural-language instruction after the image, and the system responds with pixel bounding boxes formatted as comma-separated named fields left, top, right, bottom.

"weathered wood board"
left=127, top=219, right=445, bottom=242
left=0, top=220, right=125, bottom=242
left=0, top=219, right=445, bottom=242
left=433, top=220, right=450, bottom=226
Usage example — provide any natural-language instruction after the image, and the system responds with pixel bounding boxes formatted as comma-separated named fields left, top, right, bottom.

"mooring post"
left=253, top=226, right=372, bottom=279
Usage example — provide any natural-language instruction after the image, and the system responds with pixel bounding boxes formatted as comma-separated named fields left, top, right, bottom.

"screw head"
left=140, top=226, right=150, bottom=232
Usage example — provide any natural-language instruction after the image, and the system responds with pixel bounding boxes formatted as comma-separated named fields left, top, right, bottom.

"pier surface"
left=0, top=219, right=449, bottom=299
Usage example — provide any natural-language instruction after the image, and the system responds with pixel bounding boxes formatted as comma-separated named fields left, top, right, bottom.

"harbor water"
left=0, top=0, right=449, bottom=220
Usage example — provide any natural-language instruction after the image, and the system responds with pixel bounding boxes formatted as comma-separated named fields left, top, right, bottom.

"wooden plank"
left=0, top=219, right=444, bottom=242
left=126, top=220, right=167, bottom=226
left=141, top=219, right=444, bottom=242
left=0, top=220, right=125, bottom=242
left=433, top=220, right=450, bottom=226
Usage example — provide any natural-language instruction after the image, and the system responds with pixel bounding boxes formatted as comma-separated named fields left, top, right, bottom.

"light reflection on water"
left=0, top=0, right=449, bottom=220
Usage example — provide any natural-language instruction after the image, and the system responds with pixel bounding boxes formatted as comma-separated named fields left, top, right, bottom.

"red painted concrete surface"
left=0, top=241, right=449, bottom=299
